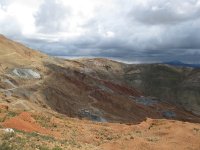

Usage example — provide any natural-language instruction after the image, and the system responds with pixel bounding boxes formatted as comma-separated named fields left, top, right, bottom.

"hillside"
left=0, top=35, right=47, bottom=74
left=76, top=58, right=200, bottom=115
left=0, top=35, right=200, bottom=150
left=123, top=64, right=200, bottom=115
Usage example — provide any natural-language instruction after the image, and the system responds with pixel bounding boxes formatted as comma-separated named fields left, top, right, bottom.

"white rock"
left=3, top=128, right=15, bottom=133
left=12, top=68, right=41, bottom=79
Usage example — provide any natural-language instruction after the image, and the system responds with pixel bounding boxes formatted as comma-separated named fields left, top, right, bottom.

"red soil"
left=102, top=80, right=142, bottom=97
left=63, top=73, right=92, bottom=91
left=1, top=112, right=61, bottom=137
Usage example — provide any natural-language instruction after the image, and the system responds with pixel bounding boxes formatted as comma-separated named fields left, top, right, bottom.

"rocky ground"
left=0, top=104, right=200, bottom=150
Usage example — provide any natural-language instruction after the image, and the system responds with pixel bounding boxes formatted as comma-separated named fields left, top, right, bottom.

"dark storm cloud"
left=19, top=32, right=200, bottom=64
left=131, top=0, right=200, bottom=25
left=1, top=0, right=200, bottom=63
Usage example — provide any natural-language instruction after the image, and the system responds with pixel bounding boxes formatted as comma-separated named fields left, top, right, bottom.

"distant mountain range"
left=162, top=60, right=200, bottom=68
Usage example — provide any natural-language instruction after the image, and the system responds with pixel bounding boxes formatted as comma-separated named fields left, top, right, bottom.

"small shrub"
left=2, top=132, right=16, bottom=140
left=0, top=116, right=6, bottom=122
left=38, top=145, right=50, bottom=150
left=28, top=132, right=38, bottom=137
left=146, top=137, right=159, bottom=142
left=33, top=115, right=51, bottom=128
left=0, top=142, right=14, bottom=150
left=13, top=137, right=27, bottom=145
left=193, top=128, right=200, bottom=135
left=41, top=135, right=55, bottom=141
left=52, top=146, right=62, bottom=150
left=193, top=128, right=200, bottom=132
left=7, top=111, right=17, bottom=117
left=106, top=136, right=113, bottom=140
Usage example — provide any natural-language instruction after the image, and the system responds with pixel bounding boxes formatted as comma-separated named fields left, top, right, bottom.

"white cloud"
left=0, top=8, right=21, bottom=37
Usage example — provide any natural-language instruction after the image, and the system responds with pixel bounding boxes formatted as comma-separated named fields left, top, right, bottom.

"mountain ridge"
left=0, top=35, right=200, bottom=150
left=162, top=60, right=200, bottom=68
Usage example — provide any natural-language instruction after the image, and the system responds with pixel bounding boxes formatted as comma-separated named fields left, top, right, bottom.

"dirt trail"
left=88, top=90, right=99, bottom=107
left=0, top=52, right=17, bottom=57
left=0, top=79, right=42, bottom=92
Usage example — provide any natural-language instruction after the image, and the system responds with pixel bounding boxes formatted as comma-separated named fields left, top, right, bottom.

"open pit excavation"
left=0, top=35, right=200, bottom=150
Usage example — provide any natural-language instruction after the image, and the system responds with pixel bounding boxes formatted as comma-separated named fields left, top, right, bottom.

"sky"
left=0, top=0, right=200, bottom=63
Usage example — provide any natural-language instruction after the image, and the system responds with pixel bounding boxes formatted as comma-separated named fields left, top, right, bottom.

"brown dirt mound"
left=1, top=112, right=60, bottom=137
